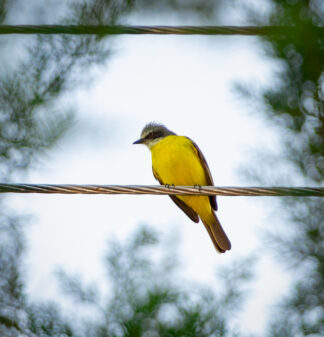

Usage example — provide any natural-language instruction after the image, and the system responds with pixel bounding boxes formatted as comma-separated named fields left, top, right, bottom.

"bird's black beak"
left=133, top=138, right=145, bottom=144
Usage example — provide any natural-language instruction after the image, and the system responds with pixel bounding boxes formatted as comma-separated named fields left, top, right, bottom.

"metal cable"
left=0, top=184, right=322, bottom=197
left=0, top=25, right=317, bottom=36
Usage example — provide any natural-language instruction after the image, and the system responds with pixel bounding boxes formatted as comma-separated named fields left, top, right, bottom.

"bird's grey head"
left=133, top=122, right=176, bottom=149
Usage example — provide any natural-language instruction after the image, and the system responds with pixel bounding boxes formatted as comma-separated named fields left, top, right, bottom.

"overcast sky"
left=6, top=12, right=292, bottom=335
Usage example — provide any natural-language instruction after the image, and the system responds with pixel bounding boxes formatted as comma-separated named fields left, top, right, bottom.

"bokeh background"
left=1, top=0, right=323, bottom=336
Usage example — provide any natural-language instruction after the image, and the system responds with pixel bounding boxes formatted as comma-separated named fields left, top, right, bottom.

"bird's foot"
left=194, top=184, right=202, bottom=192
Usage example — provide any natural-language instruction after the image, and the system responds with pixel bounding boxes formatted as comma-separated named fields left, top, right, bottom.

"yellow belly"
left=151, top=135, right=212, bottom=218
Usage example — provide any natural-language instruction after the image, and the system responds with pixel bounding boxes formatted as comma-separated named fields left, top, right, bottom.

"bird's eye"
left=145, top=131, right=162, bottom=139
left=152, top=131, right=162, bottom=139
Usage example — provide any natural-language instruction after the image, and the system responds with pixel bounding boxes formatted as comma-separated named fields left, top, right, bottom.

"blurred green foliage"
left=1, top=0, right=121, bottom=329
left=1, top=222, right=253, bottom=336
left=235, top=0, right=323, bottom=336
left=58, top=226, right=252, bottom=337
left=236, top=0, right=323, bottom=182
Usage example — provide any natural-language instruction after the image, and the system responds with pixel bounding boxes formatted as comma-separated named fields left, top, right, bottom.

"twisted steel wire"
left=0, top=25, right=316, bottom=36
left=0, top=184, right=323, bottom=197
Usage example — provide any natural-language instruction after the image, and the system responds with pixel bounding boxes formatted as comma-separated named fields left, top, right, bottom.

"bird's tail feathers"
left=202, top=212, right=231, bottom=254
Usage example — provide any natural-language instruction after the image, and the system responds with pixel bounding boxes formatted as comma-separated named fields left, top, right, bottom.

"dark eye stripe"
left=146, top=131, right=163, bottom=139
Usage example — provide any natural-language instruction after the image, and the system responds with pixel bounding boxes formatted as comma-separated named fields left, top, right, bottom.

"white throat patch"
left=146, top=137, right=164, bottom=150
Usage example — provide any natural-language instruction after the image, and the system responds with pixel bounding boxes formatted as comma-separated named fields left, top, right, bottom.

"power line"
left=0, top=25, right=319, bottom=36
left=0, top=184, right=322, bottom=197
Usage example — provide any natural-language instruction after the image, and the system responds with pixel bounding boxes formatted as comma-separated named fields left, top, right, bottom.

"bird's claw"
left=194, top=184, right=202, bottom=192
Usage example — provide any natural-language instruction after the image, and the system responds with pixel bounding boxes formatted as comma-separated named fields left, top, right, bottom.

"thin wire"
left=0, top=25, right=317, bottom=36
left=0, top=184, right=322, bottom=197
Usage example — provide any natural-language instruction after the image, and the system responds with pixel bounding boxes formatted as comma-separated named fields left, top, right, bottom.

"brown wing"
left=169, top=195, right=199, bottom=223
left=153, top=166, right=199, bottom=223
left=187, top=137, right=218, bottom=211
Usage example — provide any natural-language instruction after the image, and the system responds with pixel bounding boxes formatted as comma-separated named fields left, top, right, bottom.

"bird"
left=133, top=122, right=231, bottom=253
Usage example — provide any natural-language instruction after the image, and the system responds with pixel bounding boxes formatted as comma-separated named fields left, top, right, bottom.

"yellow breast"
left=151, top=135, right=211, bottom=217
